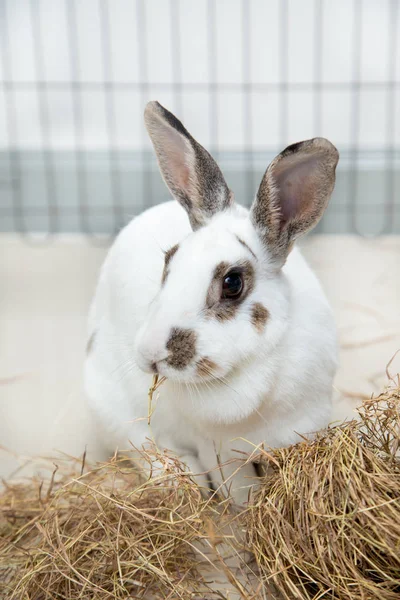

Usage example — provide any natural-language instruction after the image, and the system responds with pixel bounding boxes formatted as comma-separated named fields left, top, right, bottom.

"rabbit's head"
left=135, top=101, right=338, bottom=384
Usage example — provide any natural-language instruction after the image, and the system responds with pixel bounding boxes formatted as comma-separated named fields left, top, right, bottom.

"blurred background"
left=1, top=0, right=399, bottom=235
left=1, top=0, right=400, bottom=479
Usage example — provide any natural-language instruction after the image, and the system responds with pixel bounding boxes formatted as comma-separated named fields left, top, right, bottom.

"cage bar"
left=383, top=0, right=399, bottom=234
left=30, top=0, right=59, bottom=235
left=65, top=0, right=92, bottom=236
left=0, top=0, right=26, bottom=234
left=98, top=0, right=124, bottom=234
left=136, top=0, right=152, bottom=211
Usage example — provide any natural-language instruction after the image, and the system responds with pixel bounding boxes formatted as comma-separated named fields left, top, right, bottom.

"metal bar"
left=313, top=0, right=323, bottom=136
left=242, top=0, right=254, bottom=202
left=1, top=80, right=400, bottom=92
left=207, top=0, right=218, bottom=158
left=348, top=0, right=363, bottom=234
left=30, top=0, right=58, bottom=235
left=0, top=0, right=26, bottom=234
left=313, top=0, right=324, bottom=232
left=169, top=0, right=183, bottom=115
left=98, top=0, right=124, bottom=233
left=65, top=0, right=92, bottom=236
left=2, top=203, right=398, bottom=218
left=383, top=0, right=399, bottom=234
left=280, top=0, right=289, bottom=147
left=136, top=0, right=152, bottom=209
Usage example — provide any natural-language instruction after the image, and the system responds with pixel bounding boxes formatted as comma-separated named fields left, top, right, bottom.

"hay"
left=1, top=381, right=399, bottom=600
left=247, top=382, right=400, bottom=600
left=0, top=450, right=237, bottom=599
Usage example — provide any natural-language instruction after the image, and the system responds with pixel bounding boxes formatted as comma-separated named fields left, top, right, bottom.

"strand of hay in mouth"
left=247, top=382, right=400, bottom=600
left=148, top=373, right=166, bottom=425
left=0, top=450, right=237, bottom=600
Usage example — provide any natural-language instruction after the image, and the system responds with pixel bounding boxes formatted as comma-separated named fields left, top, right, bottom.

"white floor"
left=1, top=234, right=400, bottom=481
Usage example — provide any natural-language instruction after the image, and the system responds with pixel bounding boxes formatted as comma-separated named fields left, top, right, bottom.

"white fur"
left=85, top=199, right=338, bottom=504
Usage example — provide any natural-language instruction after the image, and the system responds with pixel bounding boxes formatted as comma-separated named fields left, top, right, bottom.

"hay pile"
left=248, top=383, right=400, bottom=600
left=0, top=451, right=243, bottom=599
left=1, top=381, right=399, bottom=600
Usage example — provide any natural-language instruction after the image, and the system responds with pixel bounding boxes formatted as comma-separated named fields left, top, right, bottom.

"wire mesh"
left=0, top=0, right=399, bottom=238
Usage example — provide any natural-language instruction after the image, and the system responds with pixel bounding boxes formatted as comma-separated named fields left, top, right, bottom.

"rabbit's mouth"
left=148, top=358, right=167, bottom=376
left=149, top=355, right=224, bottom=384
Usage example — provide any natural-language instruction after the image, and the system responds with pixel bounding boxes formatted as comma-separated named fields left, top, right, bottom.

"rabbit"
left=84, top=101, right=339, bottom=505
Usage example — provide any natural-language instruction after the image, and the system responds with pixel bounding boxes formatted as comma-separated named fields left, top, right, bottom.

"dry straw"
left=1, top=381, right=399, bottom=599
left=247, top=382, right=400, bottom=600
left=0, top=450, right=240, bottom=599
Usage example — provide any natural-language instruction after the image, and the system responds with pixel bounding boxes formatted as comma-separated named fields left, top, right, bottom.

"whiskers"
left=108, top=357, right=142, bottom=385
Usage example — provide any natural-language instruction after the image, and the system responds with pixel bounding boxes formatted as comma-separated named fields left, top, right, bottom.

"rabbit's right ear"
left=144, top=101, right=233, bottom=230
left=250, top=138, right=338, bottom=267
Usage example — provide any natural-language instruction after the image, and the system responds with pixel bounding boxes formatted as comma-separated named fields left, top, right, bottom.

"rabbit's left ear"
left=250, top=138, right=338, bottom=266
left=145, top=101, right=233, bottom=230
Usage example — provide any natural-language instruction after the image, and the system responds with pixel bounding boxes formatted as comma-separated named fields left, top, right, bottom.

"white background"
left=0, top=0, right=399, bottom=152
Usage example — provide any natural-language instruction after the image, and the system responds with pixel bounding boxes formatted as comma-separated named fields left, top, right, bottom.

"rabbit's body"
left=86, top=202, right=337, bottom=501
left=85, top=102, right=339, bottom=503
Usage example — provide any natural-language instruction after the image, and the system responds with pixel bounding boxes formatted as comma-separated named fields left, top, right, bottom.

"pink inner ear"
left=165, top=127, right=194, bottom=194
left=274, top=154, right=320, bottom=225
left=169, top=147, right=191, bottom=190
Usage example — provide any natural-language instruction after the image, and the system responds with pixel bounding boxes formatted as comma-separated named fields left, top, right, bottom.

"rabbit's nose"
left=136, top=341, right=169, bottom=374
left=165, top=327, right=197, bottom=370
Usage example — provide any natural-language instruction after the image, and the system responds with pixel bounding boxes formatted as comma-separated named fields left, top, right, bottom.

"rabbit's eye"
left=222, top=271, right=243, bottom=299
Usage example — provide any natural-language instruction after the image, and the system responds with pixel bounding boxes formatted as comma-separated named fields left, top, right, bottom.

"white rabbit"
left=85, top=101, right=339, bottom=505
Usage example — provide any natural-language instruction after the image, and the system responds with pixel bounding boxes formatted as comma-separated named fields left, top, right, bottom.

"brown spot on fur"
left=166, top=327, right=197, bottom=370
left=86, top=330, right=97, bottom=355
left=212, top=303, right=238, bottom=322
left=196, top=357, right=218, bottom=378
left=206, top=260, right=255, bottom=322
left=251, top=302, right=269, bottom=332
left=235, top=235, right=257, bottom=260
left=161, top=243, right=179, bottom=284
